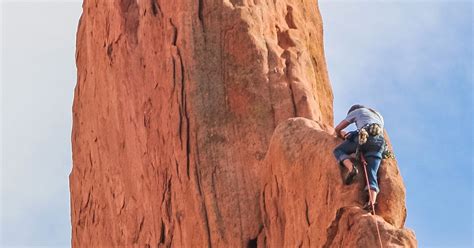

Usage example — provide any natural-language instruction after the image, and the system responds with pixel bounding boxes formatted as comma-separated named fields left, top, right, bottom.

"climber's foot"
left=363, top=201, right=377, bottom=212
left=344, top=165, right=358, bottom=185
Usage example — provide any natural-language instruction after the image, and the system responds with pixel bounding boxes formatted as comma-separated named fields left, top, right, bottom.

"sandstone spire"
left=70, top=1, right=416, bottom=247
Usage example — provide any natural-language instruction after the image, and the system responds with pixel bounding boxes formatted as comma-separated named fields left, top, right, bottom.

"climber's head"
left=347, top=104, right=366, bottom=114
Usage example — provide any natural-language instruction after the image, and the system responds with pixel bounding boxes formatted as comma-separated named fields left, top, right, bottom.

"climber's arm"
left=334, top=120, right=350, bottom=139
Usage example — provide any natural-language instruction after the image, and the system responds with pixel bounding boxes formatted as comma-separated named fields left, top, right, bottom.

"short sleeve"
left=344, top=111, right=357, bottom=123
left=379, top=113, right=385, bottom=126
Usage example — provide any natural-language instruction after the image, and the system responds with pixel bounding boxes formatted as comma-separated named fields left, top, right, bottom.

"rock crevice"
left=70, top=0, right=416, bottom=247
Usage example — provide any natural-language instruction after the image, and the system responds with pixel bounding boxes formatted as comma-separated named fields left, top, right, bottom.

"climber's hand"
left=335, top=120, right=351, bottom=139
left=339, top=130, right=347, bottom=139
left=343, top=131, right=352, bottom=140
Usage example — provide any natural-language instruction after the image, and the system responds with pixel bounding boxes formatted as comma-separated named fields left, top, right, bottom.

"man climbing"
left=333, top=104, right=386, bottom=211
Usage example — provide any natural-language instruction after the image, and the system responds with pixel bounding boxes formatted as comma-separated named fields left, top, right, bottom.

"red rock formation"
left=70, top=0, right=416, bottom=247
left=260, top=118, right=416, bottom=247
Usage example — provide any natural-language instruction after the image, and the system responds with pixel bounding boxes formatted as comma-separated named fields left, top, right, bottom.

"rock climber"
left=333, top=104, right=386, bottom=211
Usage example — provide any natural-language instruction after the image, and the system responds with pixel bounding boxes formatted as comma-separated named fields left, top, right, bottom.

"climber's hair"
left=347, top=104, right=366, bottom=114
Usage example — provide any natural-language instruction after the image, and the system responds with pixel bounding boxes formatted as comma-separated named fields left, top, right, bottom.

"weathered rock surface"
left=261, top=118, right=416, bottom=247
left=70, top=0, right=416, bottom=247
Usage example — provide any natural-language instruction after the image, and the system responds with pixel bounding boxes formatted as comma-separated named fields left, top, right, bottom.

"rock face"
left=261, top=118, right=416, bottom=247
left=70, top=0, right=416, bottom=247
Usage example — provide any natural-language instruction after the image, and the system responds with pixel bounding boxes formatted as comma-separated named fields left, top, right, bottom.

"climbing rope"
left=359, top=152, right=384, bottom=248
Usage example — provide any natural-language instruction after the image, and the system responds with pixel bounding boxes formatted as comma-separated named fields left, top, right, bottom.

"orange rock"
left=261, top=118, right=416, bottom=247
left=70, top=0, right=415, bottom=247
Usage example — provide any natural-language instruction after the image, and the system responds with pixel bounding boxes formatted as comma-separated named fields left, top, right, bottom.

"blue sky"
left=1, top=1, right=80, bottom=247
left=319, top=1, right=473, bottom=247
left=0, top=0, right=472, bottom=247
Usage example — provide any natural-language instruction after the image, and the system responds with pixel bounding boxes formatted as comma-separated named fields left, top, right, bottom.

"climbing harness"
left=358, top=123, right=383, bottom=145
left=358, top=128, right=369, bottom=145
left=356, top=148, right=384, bottom=248
left=358, top=123, right=394, bottom=159
left=368, top=123, right=383, bottom=136
left=382, top=148, right=395, bottom=159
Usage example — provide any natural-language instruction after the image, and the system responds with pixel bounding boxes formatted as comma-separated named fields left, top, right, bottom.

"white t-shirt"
left=344, top=108, right=384, bottom=130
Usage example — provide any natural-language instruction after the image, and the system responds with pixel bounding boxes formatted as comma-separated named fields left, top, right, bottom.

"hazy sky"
left=1, top=0, right=472, bottom=247
left=319, top=1, right=472, bottom=247
left=1, top=1, right=82, bottom=247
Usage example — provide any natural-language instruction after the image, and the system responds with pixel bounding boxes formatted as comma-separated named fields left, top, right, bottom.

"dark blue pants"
left=333, top=134, right=385, bottom=192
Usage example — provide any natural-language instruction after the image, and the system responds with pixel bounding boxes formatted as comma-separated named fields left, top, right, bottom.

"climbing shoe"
left=363, top=201, right=377, bottom=212
left=344, top=165, right=358, bottom=185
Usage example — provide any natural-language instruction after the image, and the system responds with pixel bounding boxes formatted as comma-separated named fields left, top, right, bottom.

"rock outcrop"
left=70, top=0, right=416, bottom=247
left=261, top=118, right=416, bottom=247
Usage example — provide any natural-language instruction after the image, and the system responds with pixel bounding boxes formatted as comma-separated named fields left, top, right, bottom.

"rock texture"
left=70, top=0, right=416, bottom=247
left=261, top=118, right=416, bottom=247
